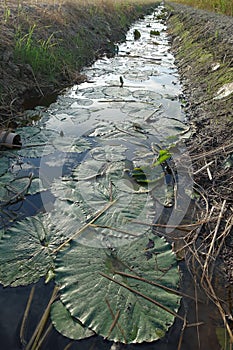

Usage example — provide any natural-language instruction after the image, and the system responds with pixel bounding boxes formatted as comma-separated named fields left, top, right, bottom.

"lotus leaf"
left=55, top=233, right=181, bottom=343
left=0, top=157, right=9, bottom=176
left=71, top=99, right=93, bottom=107
left=0, top=175, right=45, bottom=205
left=50, top=155, right=155, bottom=248
left=50, top=300, right=94, bottom=340
left=102, top=87, right=131, bottom=98
left=17, top=127, right=57, bottom=158
left=132, top=90, right=162, bottom=102
left=89, top=144, right=127, bottom=162
left=0, top=208, right=83, bottom=286
left=52, top=136, right=92, bottom=153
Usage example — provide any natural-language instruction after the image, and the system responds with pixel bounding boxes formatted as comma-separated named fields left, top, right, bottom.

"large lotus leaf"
left=7, top=176, right=45, bottom=195
left=71, top=99, right=93, bottom=107
left=52, top=136, right=92, bottom=153
left=124, top=70, right=150, bottom=81
left=50, top=300, right=94, bottom=340
left=152, top=117, right=190, bottom=138
left=81, top=86, right=105, bottom=99
left=0, top=215, right=54, bottom=286
left=17, top=127, right=57, bottom=158
left=72, top=158, right=127, bottom=182
left=88, top=121, right=146, bottom=140
left=102, top=87, right=131, bottom=98
left=0, top=229, right=4, bottom=240
left=0, top=157, right=9, bottom=176
left=120, top=102, right=155, bottom=121
left=51, top=179, right=154, bottom=248
left=88, top=122, right=121, bottom=139
left=19, top=144, right=55, bottom=158
left=0, top=176, right=46, bottom=206
left=89, top=144, right=127, bottom=162
left=0, top=209, right=83, bottom=286
left=132, top=90, right=162, bottom=103
left=51, top=157, right=154, bottom=248
left=0, top=172, right=14, bottom=201
left=16, top=126, right=41, bottom=142
left=55, top=233, right=181, bottom=343
left=66, top=108, right=90, bottom=121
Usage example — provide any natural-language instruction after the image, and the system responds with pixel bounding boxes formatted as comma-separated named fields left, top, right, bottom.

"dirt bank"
left=166, top=1, right=233, bottom=341
left=0, top=0, right=159, bottom=126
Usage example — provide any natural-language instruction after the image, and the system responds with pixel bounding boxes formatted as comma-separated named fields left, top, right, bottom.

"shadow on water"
left=0, top=3, right=228, bottom=350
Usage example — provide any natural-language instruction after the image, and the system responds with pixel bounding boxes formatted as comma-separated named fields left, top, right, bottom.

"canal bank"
left=0, top=0, right=160, bottom=125
left=167, top=2, right=233, bottom=346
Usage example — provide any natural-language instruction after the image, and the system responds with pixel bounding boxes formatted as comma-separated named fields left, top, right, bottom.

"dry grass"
left=169, top=0, right=233, bottom=16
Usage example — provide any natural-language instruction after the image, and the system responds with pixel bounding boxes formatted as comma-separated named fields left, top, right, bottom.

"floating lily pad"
left=71, top=99, right=93, bottom=107
left=52, top=136, right=92, bottom=153
left=88, top=122, right=120, bottom=139
left=0, top=176, right=46, bottom=205
left=81, top=86, right=106, bottom=99
left=0, top=215, right=54, bottom=286
left=132, top=90, right=162, bottom=103
left=51, top=155, right=154, bottom=248
left=0, top=157, right=9, bottom=176
left=16, top=126, right=41, bottom=142
left=17, top=127, right=57, bottom=158
left=121, top=102, right=154, bottom=119
left=90, top=144, right=127, bottom=162
left=102, top=87, right=131, bottom=98
left=55, top=233, right=181, bottom=343
left=0, top=229, right=4, bottom=240
left=124, top=70, right=150, bottom=82
left=51, top=300, right=95, bottom=340
left=0, top=172, right=15, bottom=201
left=0, top=209, right=83, bottom=286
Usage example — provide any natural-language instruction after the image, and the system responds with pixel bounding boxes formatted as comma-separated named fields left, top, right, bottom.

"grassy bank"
left=167, top=4, right=233, bottom=344
left=0, top=0, right=159, bottom=123
left=168, top=0, right=233, bottom=16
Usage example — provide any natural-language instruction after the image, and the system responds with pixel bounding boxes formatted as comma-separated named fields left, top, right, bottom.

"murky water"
left=0, top=3, right=226, bottom=350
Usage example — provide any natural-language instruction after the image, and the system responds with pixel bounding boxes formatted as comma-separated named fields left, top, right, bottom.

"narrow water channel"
left=0, top=3, right=224, bottom=350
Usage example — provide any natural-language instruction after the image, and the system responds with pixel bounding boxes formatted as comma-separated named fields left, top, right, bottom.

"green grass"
left=169, top=0, right=233, bottom=16
left=10, top=0, right=160, bottom=83
left=14, top=25, right=58, bottom=77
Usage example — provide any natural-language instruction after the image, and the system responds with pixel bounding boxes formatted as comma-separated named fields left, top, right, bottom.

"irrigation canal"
left=0, top=3, right=224, bottom=350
